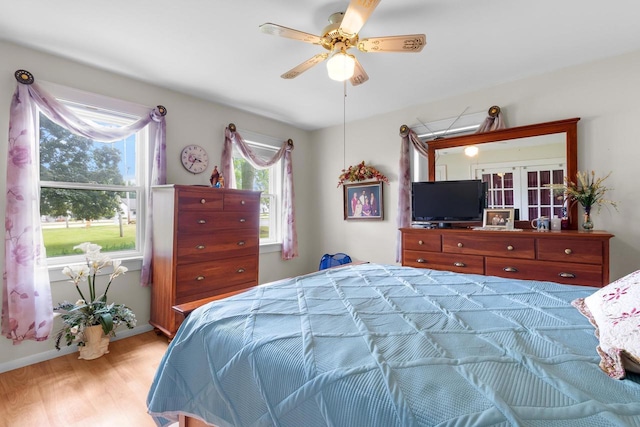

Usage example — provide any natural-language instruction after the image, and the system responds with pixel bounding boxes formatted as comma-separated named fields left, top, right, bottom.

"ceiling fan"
left=259, top=0, right=426, bottom=86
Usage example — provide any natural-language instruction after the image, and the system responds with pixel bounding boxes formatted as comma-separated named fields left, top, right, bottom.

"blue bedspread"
left=147, top=264, right=640, bottom=426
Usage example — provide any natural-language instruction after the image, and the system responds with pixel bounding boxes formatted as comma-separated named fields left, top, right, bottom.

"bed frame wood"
left=179, top=414, right=216, bottom=427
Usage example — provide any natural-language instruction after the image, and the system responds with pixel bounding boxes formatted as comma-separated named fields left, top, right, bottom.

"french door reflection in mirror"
left=473, top=160, right=565, bottom=221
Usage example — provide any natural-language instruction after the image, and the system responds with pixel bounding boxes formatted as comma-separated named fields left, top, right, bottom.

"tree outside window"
left=232, top=141, right=280, bottom=244
left=39, top=106, right=144, bottom=259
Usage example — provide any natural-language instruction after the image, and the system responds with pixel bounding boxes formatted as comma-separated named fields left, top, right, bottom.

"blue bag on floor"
left=318, top=253, right=352, bottom=270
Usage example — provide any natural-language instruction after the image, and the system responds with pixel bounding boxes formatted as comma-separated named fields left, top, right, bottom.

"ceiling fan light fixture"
left=326, top=50, right=355, bottom=82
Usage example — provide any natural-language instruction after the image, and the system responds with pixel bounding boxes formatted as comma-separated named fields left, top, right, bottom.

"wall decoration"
left=337, top=161, right=389, bottom=187
left=344, top=182, right=383, bottom=220
left=180, top=144, right=209, bottom=174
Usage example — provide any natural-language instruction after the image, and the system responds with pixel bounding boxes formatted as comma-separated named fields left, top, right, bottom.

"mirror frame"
left=426, top=118, right=580, bottom=229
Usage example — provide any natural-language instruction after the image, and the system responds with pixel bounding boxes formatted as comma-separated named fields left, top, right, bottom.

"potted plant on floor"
left=54, top=242, right=137, bottom=360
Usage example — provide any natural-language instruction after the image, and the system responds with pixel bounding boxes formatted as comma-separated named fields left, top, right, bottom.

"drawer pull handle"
left=564, top=248, right=573, bottom=255
left=196, top=245, right=205, bottom=250
left=195, top=275, right=205, bottom=281
left=503, top=267, right=518, bottom=273
left=507, top=245, right=514, bottom=251
left=416, top=258, right=427, bottom=263
left=241, top=200, right=246, bottom=205
left=239, top=218, right=246, bottom=223
left=200, top=198, right=206, bottom=204
left=453, top=262, right=466, bottom=267
left=457, top=242, right=463, bottom=248
left=559, top=272, right=576, bottom=278
left=418, top=240, right=424, bottom=245
left=197, top=219, right=206, bottom=224
left=237, top=268, right=245, bottom=273
left=237, top=240, right=246, bottom=246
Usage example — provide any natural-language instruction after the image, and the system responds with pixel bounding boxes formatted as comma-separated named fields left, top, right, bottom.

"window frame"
left=37, top=82, right=151, bottom=269
left=232, top=129, right=284, bottom=249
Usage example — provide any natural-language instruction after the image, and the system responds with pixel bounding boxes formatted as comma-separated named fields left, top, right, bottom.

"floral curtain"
left=221, top=125, right=298, bottom=260
left=396, top=125, right=429, bottom=262
left=2, top=71, right=166, bottom=344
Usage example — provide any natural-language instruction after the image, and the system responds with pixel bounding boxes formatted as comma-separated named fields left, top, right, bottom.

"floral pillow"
left=572, top=270, right=640, bottom=379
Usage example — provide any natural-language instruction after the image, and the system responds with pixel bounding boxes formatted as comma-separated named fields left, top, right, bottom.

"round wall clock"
left=180, top=144, right=209, bottom=174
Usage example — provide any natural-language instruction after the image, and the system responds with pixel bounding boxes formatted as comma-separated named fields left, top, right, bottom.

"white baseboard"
left=0, top=324, right=154, bottom=374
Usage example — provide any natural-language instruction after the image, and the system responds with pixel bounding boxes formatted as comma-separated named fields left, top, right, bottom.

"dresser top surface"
left=153, top=184, right=260, bottom=195
left=401, top=227, right=614, bottom=239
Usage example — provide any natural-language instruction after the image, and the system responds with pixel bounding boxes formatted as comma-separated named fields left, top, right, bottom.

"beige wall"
left=309, top=49, right=640, bottom=279
left=0, top=40, right=316, bottom=371
left=2, top=39, right=640, bottom=372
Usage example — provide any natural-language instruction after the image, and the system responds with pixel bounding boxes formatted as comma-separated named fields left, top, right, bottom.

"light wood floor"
left=0, top=330, right=169, bottom=427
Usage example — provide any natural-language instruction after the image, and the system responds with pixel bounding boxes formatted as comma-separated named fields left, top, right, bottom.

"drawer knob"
left=417, top=258, right=426, bottom=263
left=200, top=198, right=206, bottom=204
left=237, top=268, right=245, bottom=273
left=237, top=240, right=246, bottom=246
left=559, top=272, right=576, bottom=278
left=453, top=262, right=466, bottom=267
left=564, top=248, right=573, bottom=255
left=239, top=218, right=246, bottom=223
left=507, top=245, right=514, bottom=251
left=503, top=267, right=518, bottom=272
left=197, top=219, right=206, bottom=224
left=241, top=200, right=246, bottom=205
left=196, top=245, right=205, bottom=250
left=418, top=240, right=424, bottom=245
left=457, top=242, right=463, bottom=248
left=195, top=275, right=205, bottom=281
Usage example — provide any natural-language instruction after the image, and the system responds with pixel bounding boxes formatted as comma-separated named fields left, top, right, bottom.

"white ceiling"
left=2, top=0, right=640, bottom=131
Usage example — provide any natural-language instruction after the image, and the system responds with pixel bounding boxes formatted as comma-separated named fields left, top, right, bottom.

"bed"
left=147, top=263, right=640, bottom=426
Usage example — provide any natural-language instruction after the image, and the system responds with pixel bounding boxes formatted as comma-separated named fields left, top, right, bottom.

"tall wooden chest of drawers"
left=150, top=185, right=260, bottom=338
left=401, top=228, right=614, bottom=287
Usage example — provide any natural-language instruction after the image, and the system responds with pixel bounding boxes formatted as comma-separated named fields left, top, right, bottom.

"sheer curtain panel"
left=396, top=125, right=429, bottom=262
left=221, top=124, right=298, bottom=260
left=2, top=70, right=166, bottom=344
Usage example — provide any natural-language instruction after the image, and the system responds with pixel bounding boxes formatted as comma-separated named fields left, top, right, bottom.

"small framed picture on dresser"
left=483, top=208, right=514, bottom=229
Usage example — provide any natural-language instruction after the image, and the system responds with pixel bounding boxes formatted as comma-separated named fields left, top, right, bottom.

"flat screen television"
left=411, top=179, right=488, bottom=226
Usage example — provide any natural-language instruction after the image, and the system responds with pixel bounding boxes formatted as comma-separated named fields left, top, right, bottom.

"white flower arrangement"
left=54, top=242, right=136, bottom=350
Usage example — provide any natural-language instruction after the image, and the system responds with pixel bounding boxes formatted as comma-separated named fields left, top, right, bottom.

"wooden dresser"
left=150, top=185, right=260, bottom=338
left=401, top=228, right=614, bottom=287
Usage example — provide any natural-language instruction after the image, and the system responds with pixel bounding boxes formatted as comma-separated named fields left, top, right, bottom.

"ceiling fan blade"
left=339, top=0, right=382, bottom=37
left=281, top=53, right=329, bottom=79
left=358, top=34, right=426, bottom=53
left=259, top=23, right=322, bottom=45
left=350, top=57, right=369, bottom=86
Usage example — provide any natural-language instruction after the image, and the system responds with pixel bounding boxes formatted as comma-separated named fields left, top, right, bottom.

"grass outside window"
left=43, top=224, right=136, bottom=258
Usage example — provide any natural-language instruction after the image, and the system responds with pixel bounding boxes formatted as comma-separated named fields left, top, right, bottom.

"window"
left=231, top=131, right=283, bottom=245
left=38, top=86, right=149, bottom=262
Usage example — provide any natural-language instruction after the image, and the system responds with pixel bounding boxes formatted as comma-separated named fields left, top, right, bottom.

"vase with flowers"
left=547, top=170, right=617, bottom=231
left=337, top=161, right=389, bottom=187
left=54, top=242, right=136, bottom=360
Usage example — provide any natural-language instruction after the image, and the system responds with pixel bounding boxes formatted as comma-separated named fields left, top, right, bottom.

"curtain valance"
left=221, top=124, right=298, bottom=260
left=2, top=70, right=166, bottom=343
left=396, top=125, right=429, bottom=262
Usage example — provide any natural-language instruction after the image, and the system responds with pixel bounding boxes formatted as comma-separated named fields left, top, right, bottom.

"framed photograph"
left=344, top=182, right=384, bottom=220
left=483, top=208, right=515, bottom=229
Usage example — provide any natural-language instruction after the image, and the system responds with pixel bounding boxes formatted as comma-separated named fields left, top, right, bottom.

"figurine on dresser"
left=210, top=166, right=220, bottom=187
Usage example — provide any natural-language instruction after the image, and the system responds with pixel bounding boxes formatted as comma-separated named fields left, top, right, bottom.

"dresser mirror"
left=425, top=118, right=579, bottom=228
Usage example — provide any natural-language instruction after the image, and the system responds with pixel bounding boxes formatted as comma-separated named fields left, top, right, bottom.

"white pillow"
left=572, top=270, right=640, bottom=379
